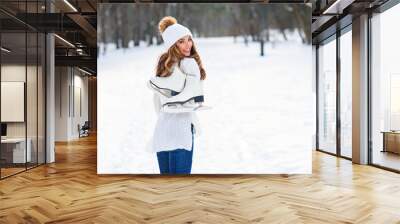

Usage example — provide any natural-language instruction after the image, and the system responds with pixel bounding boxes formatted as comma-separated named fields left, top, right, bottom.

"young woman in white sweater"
left=151, top=16, right=206, bottom=175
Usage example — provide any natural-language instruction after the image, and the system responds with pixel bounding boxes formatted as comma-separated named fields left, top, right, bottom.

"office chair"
left=79, top=121, right=90, bottom=138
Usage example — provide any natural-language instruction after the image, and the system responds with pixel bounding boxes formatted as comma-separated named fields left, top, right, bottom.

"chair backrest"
left=82, top=121, right=90, bottom=129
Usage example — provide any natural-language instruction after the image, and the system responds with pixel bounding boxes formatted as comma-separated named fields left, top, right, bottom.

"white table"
left=1, top=138, right=32, bottom=163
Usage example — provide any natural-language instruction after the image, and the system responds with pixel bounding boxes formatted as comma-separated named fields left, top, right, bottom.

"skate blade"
left=194, top=105, right=212, bottom=111
left=162, top=105, right=212, bottom=113
left=162, top=107, right=197, bottom=113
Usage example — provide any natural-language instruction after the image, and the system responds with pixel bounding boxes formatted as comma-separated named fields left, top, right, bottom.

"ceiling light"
left=63, top=0, right=78, bottom=12
left=78, top=67, right=92, bottom=76
left=76, top=48, right=84, bottom=55
left=323, top=0, right=342, bottom=14
left=1, top=47, right=11, bottom=53
left=54, top=34, right=75, bottom=48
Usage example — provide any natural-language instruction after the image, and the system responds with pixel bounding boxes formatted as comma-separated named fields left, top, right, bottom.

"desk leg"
left=382, top=133, right=386, bottom=153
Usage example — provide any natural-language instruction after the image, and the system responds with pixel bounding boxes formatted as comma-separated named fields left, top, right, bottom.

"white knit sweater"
left=150, top=57, right=202, bottom=153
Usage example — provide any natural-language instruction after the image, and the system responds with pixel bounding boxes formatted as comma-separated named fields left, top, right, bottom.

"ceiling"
left=0, top=0, right=97, bottom=75
left=311, top=0, right=391, bottom=44
left=0, top=0, right=395, bottom=74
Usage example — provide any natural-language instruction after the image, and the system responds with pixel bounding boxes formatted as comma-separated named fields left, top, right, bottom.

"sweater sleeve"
left=180, top=58, right=200, bottom=78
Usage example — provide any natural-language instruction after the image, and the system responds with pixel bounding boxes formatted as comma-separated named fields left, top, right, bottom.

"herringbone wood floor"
left=1, top=133, right=400, bottom=224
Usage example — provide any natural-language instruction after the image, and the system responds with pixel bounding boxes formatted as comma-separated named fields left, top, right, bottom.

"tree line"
left=98, top=3, right=311, bottom=54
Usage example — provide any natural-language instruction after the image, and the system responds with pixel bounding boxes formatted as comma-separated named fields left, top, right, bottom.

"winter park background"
left=97, top=3, right=314, bottom=174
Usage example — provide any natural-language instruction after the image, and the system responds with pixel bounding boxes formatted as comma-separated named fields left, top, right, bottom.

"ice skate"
left=148, top=65, right=186, bottom=98
left=159, top=74, right=211, bottom=113
left=148, top=58, right=211, bottom=113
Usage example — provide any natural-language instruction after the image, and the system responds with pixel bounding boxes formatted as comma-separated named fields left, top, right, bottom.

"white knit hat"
left=161, top=23, right=193, bottom=51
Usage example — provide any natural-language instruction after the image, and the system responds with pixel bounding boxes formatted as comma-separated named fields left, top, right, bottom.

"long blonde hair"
left=156, top=16, right=206, bottom=80
left=156, top=39, right=206, bottom=80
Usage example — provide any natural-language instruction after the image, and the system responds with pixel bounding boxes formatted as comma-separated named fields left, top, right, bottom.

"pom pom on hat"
left=158, top=16, right=193, bottom=51
left=158, top=16, right=177, bottom=34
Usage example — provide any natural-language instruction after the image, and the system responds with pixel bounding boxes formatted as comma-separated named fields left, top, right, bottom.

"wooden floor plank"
left=0, top=133, right=400, bottom=223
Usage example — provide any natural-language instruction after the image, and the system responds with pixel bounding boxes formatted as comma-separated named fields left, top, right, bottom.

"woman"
left=151, top=16, right=206, bottom=175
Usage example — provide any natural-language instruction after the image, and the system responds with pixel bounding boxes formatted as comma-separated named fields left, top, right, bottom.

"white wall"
left=72, top=72, right=89, bottom=138
left=1, top=65, right=26, bottom=137
left=1, top=63, right=46, bottom=164
left=55, top=66, right=69, bottom=141
left=1, top=65, right=39, bottom=138
left=55, top=67, right=89, bottom=141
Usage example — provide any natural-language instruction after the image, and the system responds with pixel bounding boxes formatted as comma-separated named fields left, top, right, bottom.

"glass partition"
left=1, top=31, right=28, bottom=177
left=38, top=32, right=45, bottom=165
left=371, top=3, right=400, bottom=171
left=0, top=1, right=46, bottom=179
left=27, top=30, right=38, bottom=169
left=317, top=37, right=337, bottom=154
left=339, top=29, right=352, bottom=158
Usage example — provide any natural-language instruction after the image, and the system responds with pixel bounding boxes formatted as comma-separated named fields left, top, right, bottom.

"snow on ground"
left=97, top=36, right=314, bottom=174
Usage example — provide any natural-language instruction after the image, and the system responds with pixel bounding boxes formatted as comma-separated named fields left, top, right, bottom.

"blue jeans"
left=157, top=124, right=194, bottom=175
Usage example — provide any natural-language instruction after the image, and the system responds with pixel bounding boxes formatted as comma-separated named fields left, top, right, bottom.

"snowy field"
left=97, top=36, right=314, bottom=174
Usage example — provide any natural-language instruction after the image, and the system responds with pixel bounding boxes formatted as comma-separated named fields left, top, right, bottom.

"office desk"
left=381, top=131, right=400, bottom=154
left=1, top=138, right=32, bottom=163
